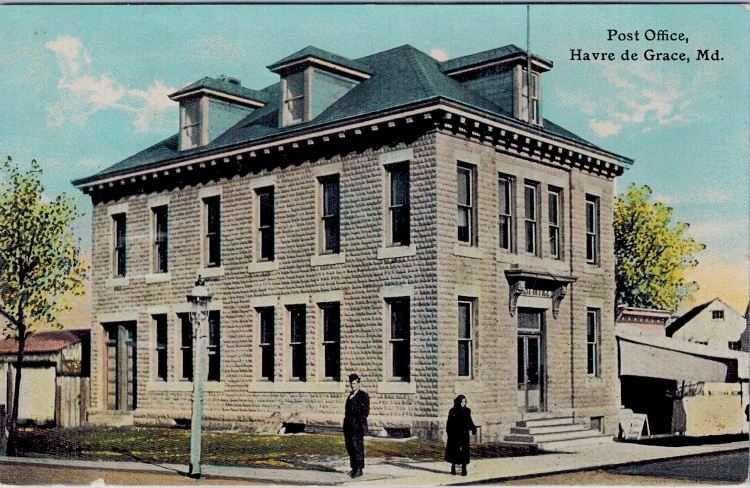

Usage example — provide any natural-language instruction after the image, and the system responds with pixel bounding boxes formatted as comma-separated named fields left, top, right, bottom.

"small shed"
left=0, top=330, right=90, bottom=427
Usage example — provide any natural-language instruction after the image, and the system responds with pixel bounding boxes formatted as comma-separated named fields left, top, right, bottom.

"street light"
left=186, top=276, right=212, bottom=478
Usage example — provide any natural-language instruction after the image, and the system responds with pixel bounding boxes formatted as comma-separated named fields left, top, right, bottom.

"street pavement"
left=0, top=438, right=747, bottom=486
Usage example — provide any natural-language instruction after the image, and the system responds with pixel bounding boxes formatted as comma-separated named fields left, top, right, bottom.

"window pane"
left=390, top=300, right=409, bottom=340
left=392, top=341, right=410, bottom=380
left=525, top=221, right=536, bottom=254
left=261, top=345, right=274, bottom=380
left=207, top=312, right=220, bottom=381
left=499, top=178, right=510, bottom=214
left=181, top=316, right=193, bottom=381
left=391, top=206, right=410, bottom=246
left=322, top=178, right=339, bottom=216
left=517, top=338, right=525, bottom=384
left=286, top=71, right=304, bottom=98
left=324, top=343, right=340, bottom=380
left=457, top=167, right=471, bottom=206
left=322, top=305, right=340, bottom=342
left=518, top=310, right=542, bottom=330
left=499, top=216, right=511, bottom=249
left=548, top=192, right=559, bottom=225
left=259, top=189, right=274, bottom=226
left=587, top=344, right=596, bottom=375
left=458, top=342, right=470, bottom=377
left=527, top=337, right=539, bottom=384
left=524, top=185, right=536, bottom=220
left=391, top=166, right=409, bottom=206
left=458, top=302, right=471, bottom=338
left=587, top=312, right=596, bottom=342
left=586, top=201, right=596, bottom=232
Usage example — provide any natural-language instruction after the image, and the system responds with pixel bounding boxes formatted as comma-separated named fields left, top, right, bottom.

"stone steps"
left=504, top=412, right=611, bottom=452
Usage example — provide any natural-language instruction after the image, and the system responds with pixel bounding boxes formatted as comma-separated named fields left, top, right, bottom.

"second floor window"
left=319, top=175, right=340, bottom=254
left=498, top=174, right=514, bottom=251
left=256, top=187, right=275, bottom=261
left=320, top=302, right=341, bottom=381
left=458, top=299, right=475, bottom=377
left=388, top=163, right=410, bottom=246
left=457, top=163, right=477, bottom=244
left=387, top=297, right=410, bottom=381
left=152, top=205, right=168, bottom=273
left=524, top=183, right=538, bottom=255
left=112, top=213, right=127, bottom=277
left=257, top=307, right=275, bottom=381
left=207, top=311, right=221, bottom=382
left=203, top=196, right=221, bottom=267
left=548, top=188, right=561, bottom=259
left=585, top=195, right=599, bottom=264
left=288, top=306, right=306, bottom=381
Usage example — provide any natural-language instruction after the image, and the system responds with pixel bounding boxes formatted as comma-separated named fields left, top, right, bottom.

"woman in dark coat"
left=444, top=395, right=477, bottom=476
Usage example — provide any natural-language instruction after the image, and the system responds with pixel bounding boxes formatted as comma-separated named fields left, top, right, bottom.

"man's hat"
left=348, top=373, right=361, bottom=383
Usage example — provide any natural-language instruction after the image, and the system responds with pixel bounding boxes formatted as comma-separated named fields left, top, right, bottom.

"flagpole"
left=526, top=4, right=533, bottom=124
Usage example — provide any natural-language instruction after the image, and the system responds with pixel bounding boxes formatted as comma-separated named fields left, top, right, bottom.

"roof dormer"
left=267, top=46, right=371, bottom=127
left=440, top=45, right=552, bottom=126
left=169, top=75, right=267, bottom=151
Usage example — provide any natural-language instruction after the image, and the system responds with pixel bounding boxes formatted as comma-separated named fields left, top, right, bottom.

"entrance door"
left=517, top=309, right=545, bottom=412
left=104, top=323, right=137, bottom=412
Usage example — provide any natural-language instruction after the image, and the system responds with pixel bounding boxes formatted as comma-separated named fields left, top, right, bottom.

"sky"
left=0, top=3, right=747, bottom=315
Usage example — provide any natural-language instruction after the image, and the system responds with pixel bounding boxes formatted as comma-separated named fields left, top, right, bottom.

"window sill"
left=248, top=381, right=345, bottom=393
left=247, top=260, right=279, bottom=273
left=496, top=252, right=570, bottom=272
left=146, top=381, right=224, bottom=392
left=377, top=381, right=416, bottom=394
left=377, top=245, right=417, bottom=260
left=199, top=266, right=225, bottom=279
left=584, top=263, right=604, bottom=275
left=311, top=252, right=346, bottom=267
left=109, top=276, right=130, bottom=288
left=145, top=272, right=171, bottom=284
left=452, top=244, right=483, bottom=260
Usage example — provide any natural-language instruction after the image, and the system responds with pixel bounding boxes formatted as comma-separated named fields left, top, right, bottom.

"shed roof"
left=0, top=330, right=89, bottom=355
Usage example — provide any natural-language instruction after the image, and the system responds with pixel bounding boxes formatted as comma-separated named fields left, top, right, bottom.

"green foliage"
left=614, top=184, right=704, bottom=312
left=0, top=157, right=86, bottom=335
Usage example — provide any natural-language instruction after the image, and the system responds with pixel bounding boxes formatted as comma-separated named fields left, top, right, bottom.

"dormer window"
left=283, top=70, right=306, bottom=125
left=520, top=69, right=540, bottom=125
left=268, top=46, right=371, bottom=128
left=180, top=98, right=202, bottom=150
left=169, top=76, right=267, bottom=151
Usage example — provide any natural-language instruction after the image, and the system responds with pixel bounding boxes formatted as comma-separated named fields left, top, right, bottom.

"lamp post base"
left=188, top=465, right=202, bottom=479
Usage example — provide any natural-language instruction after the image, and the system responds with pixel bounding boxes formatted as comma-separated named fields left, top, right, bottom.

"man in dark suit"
left=343, top=373, right=370, bottom=478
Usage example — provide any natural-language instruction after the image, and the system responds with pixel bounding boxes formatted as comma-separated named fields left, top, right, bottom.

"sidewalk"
left=0, top=438, right=747, bottom=485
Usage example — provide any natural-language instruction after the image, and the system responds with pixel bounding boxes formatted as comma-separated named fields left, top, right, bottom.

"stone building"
left=73, top=44, right=633, bottom=440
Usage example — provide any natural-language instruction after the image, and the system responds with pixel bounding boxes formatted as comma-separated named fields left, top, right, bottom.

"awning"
left=617, top=327, right=749, bottom=382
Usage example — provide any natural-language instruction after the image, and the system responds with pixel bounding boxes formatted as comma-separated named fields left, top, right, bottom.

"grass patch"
left=16, top=426, right=541, bottom=470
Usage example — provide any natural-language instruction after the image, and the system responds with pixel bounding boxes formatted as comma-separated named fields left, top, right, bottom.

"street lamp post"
left=186, top=276, right=212, bottom=478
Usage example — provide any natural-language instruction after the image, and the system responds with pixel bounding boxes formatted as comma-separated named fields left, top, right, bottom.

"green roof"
left=439, top=44, right=553, bottom=73
left=266, top=45, right=371, bottom=75
left=168, top=76, right=269, bottom=104
left=73, top=44, right=618, bottom=186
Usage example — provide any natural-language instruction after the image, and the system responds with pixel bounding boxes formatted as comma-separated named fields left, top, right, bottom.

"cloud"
left=589, top=119, right=621, bottom=137
left=574, top=61, right=701, bottom=138
left=45, top=35, right=177, bottom=133
left=429, top=48, right=450, bottom=62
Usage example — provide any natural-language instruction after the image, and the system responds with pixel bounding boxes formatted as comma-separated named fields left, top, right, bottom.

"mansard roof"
left=73, top=44, right=629, bottom=187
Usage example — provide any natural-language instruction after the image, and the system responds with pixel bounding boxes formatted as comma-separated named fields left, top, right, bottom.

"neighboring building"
left=73, top=44, right=633, bottom=440
left=615, top=306, right=672, bottom=337
left=666, top=298, right=747, bottom=351
left=0, top=330, right=90, bottom=427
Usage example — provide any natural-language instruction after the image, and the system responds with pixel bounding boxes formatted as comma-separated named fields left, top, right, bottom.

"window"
left=112, top=213, right=127, bottom=277
left=180, top=98, right=201, bottom=149
left=729, top=341, right=742, bottom=351
left=458, top=299, right=475, bottom=378
left=257, top=307, right=275, bottom=381
left=457, top=163, right=477, bottom=244
left=387, top=298, right=410, bottom=381
left=524, top=182, right=538, bottom=255
left=180, top=315, right=193, bottom=381
left=207, top=311, right=221, bottom=382
left=387, top=163, right=410, bottom=246
left=587, top=309, right=600, bottom=376
left=498, top=174, right=514, bottom=251
left=712, top=310, right=724, bottom=320
left=256, top=187, right=275, bottom=261
left=152, top=205, right=168, bottom=273
left=288, top=306, right=306, bottom=381
left=283, top=70, right=305, bottom=125
left=520, top=69, right=540, bottom=124
left=320, top=302, right=341, bottom=381
left=153, top=315, right=168, bottom=381
left=585, top=195, right=599, bottom=264
left=548, top=188, right=561, bottom=259
left=319, top=175, right=340, bottom=254
left=203, top=196, right=221, bottom=267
